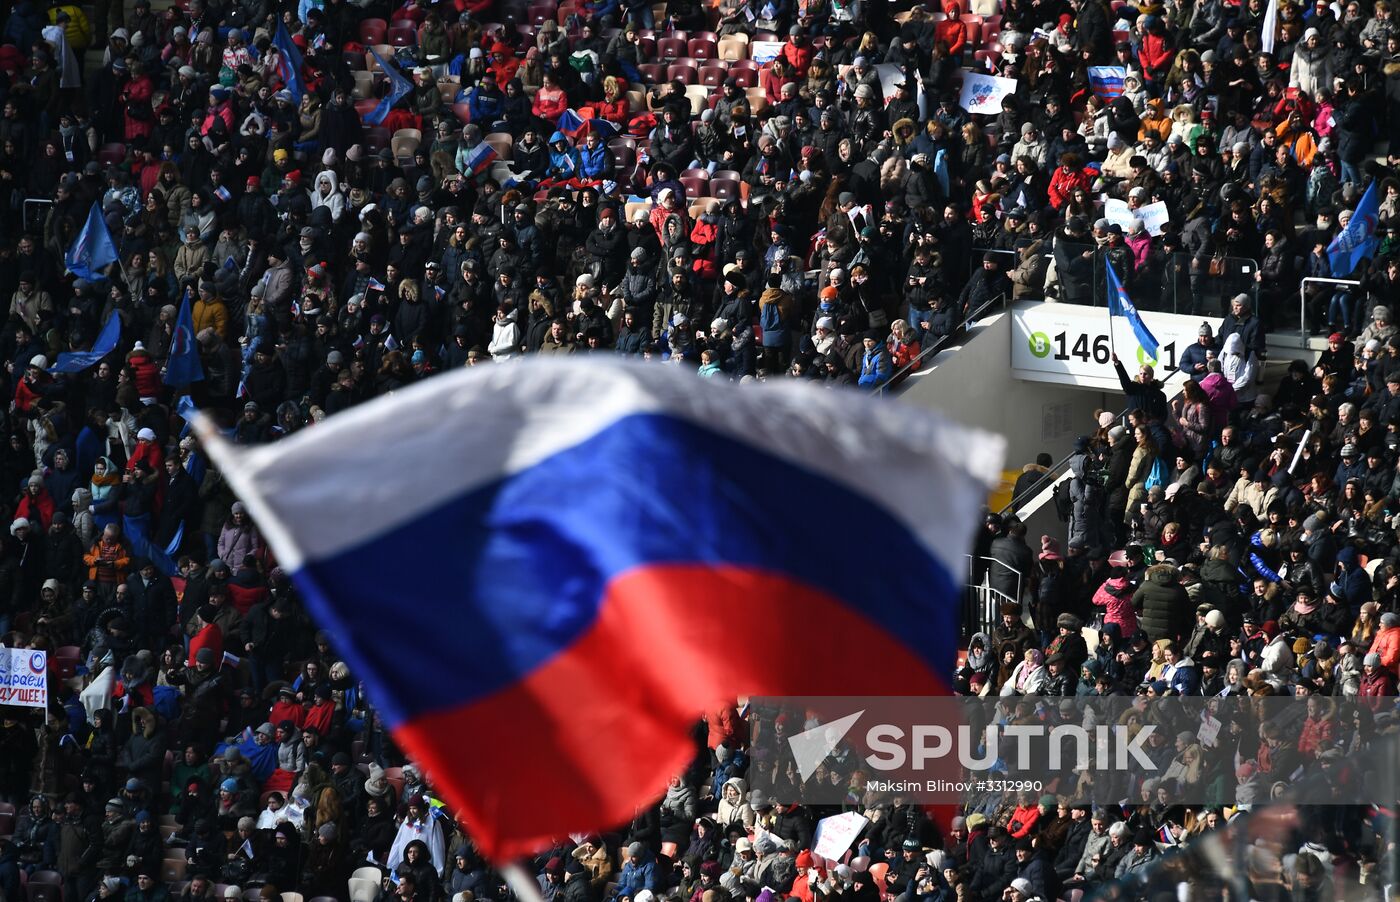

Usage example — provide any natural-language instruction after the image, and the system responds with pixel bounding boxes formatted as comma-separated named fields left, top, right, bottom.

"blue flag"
left=1106, top=261, right=1159, bottom=360
left=1328, top=179, right=1379, bottom=276
left=364, top=49, right=414, bottom=126
left=164, top=290, right=205, bottom=385
left=65, top=203, right=118, bottom=280
left=50, top=313, right=121, bottom=374
left=273, top=22, right=304, bottom=103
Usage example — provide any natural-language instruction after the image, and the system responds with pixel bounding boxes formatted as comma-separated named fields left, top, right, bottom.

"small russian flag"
left=461, top=141, right=498, bottom=177
left=1088, top=66, right=1126, bottom=101
left=214, top=185, right=232, bottom=202
left=557, top=108, right=586, bottom=138
left=367, top=277, right=386, bottom=292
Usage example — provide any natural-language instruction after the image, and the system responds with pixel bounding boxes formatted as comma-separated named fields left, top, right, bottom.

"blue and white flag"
left=364, top=49, right=414, bottom=126
left=65, top=202, right=118, bottom=280
left=273, top=21, right=305, bottom=103
left=1106, top=261, right=1159, bottom=360
left=164, top=289, right=205, bottom=385
left=1087, top=66, right=1126, bottom=101
left=50, top=312, right=121, bottom=374
left=1328, top=179, right=1380, bottom=276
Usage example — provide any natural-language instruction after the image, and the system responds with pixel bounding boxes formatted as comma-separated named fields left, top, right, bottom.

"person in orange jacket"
left=1369, top=611, right=1400, bottom=674
left=84, top=522, right=132, bottom=590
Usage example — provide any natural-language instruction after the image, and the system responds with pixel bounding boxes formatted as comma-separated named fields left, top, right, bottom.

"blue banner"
left=65, top=202, right=118, bottom=281
left=364, top=49, right=414, bottom=126
left=164, top=290, right=205, bottom=385
left=273, top=21, right=305, bottom=103
left=50, top=313, right=121, bottom=374
left=1106, top=261, right=1159, bottom=360
left=1328, top=179, right=1379, bottom=277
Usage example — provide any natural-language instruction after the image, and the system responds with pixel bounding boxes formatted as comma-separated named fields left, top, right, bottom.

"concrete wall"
left=900, top=313, right=1116, bottom=472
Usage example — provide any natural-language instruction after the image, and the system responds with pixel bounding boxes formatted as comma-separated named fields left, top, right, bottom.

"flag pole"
left=501, top=862, right=549, bottom=902
left=1105, top=262, right=1117, bottom=362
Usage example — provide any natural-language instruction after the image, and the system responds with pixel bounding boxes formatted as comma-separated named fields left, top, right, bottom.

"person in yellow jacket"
left=191, top=281, right=230, bottom=339
left=46, top=5, right=91, bottom=51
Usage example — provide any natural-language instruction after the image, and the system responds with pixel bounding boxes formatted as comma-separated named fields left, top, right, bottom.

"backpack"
left=1053, top=479, right=1073, bottom=522
left=1144, top=457, right=1168, bottom=490
left=760, top=298, right=783, bottom=333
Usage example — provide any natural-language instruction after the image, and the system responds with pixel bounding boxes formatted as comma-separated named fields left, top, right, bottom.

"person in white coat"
left=311, top=171, right=346, bottom=222
left=1001, top=648, right=1048, bottom=696
left=1290, top=29, right=1334, bottom=98
left=1220, top=333, right=1258, bottom=404
left=387, top=796, right=447, bottom=872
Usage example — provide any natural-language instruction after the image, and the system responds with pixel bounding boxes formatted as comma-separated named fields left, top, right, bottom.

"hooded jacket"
left=310, top=170, right=344, bottom=222
left=716, top=777, right=755, bottom=828
left=1134, top=565, right=1188, bottom=642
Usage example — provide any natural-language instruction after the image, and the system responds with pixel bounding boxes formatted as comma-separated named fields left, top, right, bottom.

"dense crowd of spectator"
left=0, top=0, right=1399, bottom=897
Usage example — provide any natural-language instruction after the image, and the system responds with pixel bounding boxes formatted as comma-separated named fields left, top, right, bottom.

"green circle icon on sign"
left=1029, top=332, right=1051, bottom=358
left=1135, top=345, right=1159, bottom=367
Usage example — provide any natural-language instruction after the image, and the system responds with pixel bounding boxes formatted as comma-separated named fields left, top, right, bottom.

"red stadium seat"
left=358, top=18, right=388, bottom=43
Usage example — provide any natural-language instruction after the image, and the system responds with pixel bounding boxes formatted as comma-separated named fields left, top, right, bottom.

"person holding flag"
left=1329, top=178, right=1379, bottom=277
left=66, top=202, right=119, bottom=281
left=1107, top=261, right=1170, bottom=426
left=272, top=21, right=304, bottom=103
left=165, top=289, right=206, bottom=388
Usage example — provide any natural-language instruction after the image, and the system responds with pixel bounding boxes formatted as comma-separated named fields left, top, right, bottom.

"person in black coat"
left=125, top=560, right=176, bottom=653
left=156, top=457, right=199, bottom=551
left=988, top=521, right=1034, bottom=602
left=43, top=512, right=85, bottom=588
left=968, top=828, right=1017, bottom=900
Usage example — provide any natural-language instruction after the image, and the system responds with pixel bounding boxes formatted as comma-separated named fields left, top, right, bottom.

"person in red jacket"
left=1048, top=153, right=1091, bottom=209
left=13, top=355, right=54, bottom=414
left=934, top=0, right=968, bottom=60
left=591, top=75, right=630, bottom=125
left=780, top=27, right=813, bottom=78
left=15, top=474, right=55, bottom=529
left=488, top=42, right=520, bottom=86
left=128, top=428, right=164, bottom=473
left=126, top=343, right=162, bottom=400
left=1360, top=652, right=1397, bottom=706
left=120, top=60, right=156, bottom=143
left=1137, top=15, right=1174, bottom=84
left=269, top=685, right=307, bottom=729
left=532, top=71, right=569, bottom=121
left=186, top=603, right=224, bottom=667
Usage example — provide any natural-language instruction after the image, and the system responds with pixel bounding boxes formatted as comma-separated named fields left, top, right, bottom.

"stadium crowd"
left=0, top=0, right=1399, bottom=896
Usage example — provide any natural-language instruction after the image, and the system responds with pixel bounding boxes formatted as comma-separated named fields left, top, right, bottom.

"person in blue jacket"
left=857, top=330, right=892, bottom=388
left=547, top=132, right=581, bottom=183
left=608, top=843, right=655, bottom=901
left=466, top=74, right=505, bottom=129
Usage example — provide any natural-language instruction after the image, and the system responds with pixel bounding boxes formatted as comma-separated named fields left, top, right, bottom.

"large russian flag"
left=196, top=360, right=1002, bottom=859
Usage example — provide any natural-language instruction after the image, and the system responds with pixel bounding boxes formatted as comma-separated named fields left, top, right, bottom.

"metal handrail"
left=995, top=408, right=1129, bottom=517
left=1298, top=276, right=1361, bottom=342
left=874, top=292, right=1007, bottom=397
left=975, top=554, right=1023, bottom=602
left=996, top=375, right=1190, bottom=517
